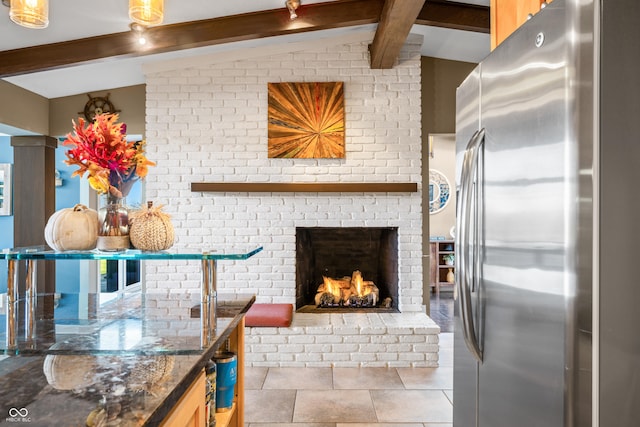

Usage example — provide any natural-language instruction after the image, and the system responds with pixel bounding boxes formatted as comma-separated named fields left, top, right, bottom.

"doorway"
left=427, top=133, right=456, bottom=331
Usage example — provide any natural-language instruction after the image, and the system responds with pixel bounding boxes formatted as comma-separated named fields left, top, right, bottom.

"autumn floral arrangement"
left=63, top=113, right=155, bottom=199
left=63, top=113, right=155, bottom=250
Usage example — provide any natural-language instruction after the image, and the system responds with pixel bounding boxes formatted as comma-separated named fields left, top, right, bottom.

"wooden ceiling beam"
left=0, top=0, right=384, bottom=78
left=417, top=0, right=490, bottom=34
left=0, top=0, right=489, bottom=77
left=369, top=0, right=427, bottom=69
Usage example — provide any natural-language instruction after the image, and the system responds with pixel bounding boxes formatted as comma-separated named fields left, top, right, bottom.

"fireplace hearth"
left=296, top=227, right=399, bottom=312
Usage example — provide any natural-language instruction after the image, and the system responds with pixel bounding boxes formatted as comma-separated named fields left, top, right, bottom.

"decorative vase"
left=97, top=194, right=130, bottom=251
left=446, top=268, right=455, bottom=283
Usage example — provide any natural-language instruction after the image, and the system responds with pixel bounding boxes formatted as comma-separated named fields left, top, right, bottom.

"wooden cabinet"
left=430, top=240, right=455, bottom=294
left=491, top=0, right=554, bottom=50
left=161, top=317, right=246, bottom=427
left=161, top=371, right=206, bottom=427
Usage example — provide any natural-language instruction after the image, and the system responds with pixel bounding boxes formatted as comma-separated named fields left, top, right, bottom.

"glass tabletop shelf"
left=0, top=291, right=254, bottom=356
left=0, top=245, right=263, bottom=260
left=1, top=246, right=262, bottom=356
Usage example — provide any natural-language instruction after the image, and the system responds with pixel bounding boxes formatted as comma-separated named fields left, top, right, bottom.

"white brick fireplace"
left=143, top=31, right=440, bottom=366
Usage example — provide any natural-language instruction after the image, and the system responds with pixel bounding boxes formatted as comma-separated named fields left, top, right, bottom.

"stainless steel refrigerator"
left=454, top=0, right=640, bottom=426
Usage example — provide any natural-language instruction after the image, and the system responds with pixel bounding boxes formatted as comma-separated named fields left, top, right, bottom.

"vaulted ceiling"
left=0, top=0, right=490, bottom=99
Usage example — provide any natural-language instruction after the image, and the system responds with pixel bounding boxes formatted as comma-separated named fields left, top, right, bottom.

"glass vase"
left=96, top=194, right=130, bottom=251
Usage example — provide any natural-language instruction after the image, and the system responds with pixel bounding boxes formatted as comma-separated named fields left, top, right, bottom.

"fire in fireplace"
left=315, top=270, right=390, bottom=308
left=296, top=227, right=399, bottom=312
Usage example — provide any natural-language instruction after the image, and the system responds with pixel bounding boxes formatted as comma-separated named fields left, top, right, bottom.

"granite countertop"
left=0, top=293, right=255, bottom=426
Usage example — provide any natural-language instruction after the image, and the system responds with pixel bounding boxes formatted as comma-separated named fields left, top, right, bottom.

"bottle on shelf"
left=213, top=351, right=238, bottom=413
left=205, top=360, right=217, bottom=426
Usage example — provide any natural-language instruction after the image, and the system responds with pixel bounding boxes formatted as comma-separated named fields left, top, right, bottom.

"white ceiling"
left=0, top=0, right=490, bottom=99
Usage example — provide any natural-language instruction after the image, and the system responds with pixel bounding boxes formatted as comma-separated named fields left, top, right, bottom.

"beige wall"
left=0, top=80, right=49, bottom=135
left=421, top=57, right=476, bottom=236
left=421, top=57, right=477, bottom=135
left=0, top=82, right=145, bottom=137
left=421, top=56, right=477, bottom=302
left=49, top=85, right=146, bottom=137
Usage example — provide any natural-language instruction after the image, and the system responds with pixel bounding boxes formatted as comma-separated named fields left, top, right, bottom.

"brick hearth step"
left=245, top=312, right=440, bottom=368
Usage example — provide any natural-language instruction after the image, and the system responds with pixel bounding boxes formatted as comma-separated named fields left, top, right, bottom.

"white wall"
left=143, top=32, right=425, bottom=312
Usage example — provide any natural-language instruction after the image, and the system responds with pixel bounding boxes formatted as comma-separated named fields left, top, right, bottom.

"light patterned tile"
left=294, top=390, right=377, bottom=423
left=438, top=333, right=454, bottom=348
left=250, top=424, right=335, bottom=427
left=371, top=390, right=452, bottom=423
left=338, top=424, right=423, bottom=427
left=333, top=367, right=404, bottom=390
left=437, top=346, right=454, bottom=367
left=245, top=389, right=296, bottom=423
left=245, top=366, right=269, bottom=389
left=396, top=367, right=453, bottom=390
left=263, top=367, right=333, bottom=390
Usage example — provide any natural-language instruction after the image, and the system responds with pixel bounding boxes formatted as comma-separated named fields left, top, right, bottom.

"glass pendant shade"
left=10, top=0, right=49, bottom=29
left=129, top=0, right=164, bottom=26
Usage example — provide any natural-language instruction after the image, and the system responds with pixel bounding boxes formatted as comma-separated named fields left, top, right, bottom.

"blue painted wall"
left=1, top=137, right=145, bottom=319
left=0, top=137, right=13, bottom=293
left=0, top=138, right=85, bottom=295
left=55, top=141, right=83, bottom=293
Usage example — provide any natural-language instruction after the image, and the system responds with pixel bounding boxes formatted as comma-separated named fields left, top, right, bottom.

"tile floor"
left=428, top=292, right=455, bottom=333
left=244, top=292, right=455, bottom=427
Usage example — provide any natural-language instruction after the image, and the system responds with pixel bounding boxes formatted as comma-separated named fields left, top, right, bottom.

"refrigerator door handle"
left=456, top=128, right=484, bottom=363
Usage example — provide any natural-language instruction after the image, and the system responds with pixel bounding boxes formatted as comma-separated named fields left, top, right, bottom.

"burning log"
left=315, top=276, right=350, bottom=306
left=315, top=270, right=381, bottom=308
left=318, top=292, right=338, bottom=306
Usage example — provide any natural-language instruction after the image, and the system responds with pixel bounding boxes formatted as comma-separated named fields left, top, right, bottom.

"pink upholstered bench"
left=245, top=303, right=293, bottom=327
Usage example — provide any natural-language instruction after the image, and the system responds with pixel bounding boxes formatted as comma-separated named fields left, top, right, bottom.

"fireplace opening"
left=296, top=227, right=399, bottom=312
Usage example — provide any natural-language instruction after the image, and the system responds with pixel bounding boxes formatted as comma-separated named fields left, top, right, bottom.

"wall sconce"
left=129, top=0, right=163, bottom=27
left=9, top=0, right=49, bottom=29
left=285, top=0, right=300, bottom=20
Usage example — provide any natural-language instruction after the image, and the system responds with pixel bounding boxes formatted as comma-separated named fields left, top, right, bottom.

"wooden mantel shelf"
left=190, top=182, right=418, bottom=193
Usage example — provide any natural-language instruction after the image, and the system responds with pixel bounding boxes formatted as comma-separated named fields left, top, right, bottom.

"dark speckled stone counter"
left=0, top=293, right=255, bottom=426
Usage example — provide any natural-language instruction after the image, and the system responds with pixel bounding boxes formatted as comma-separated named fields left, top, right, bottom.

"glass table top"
left=0, top=245, right=263, bottom=260
left=0, top=291, right=255, bottom=356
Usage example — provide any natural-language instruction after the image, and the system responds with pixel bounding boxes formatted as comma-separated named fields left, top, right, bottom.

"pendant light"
left=129, top=0, right=164, bottom=27
left=9, top=0, right=49, bottom=29
left=285, top=0, right=300, bottom=20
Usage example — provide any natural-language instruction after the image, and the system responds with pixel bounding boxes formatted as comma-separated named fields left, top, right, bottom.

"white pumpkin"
left=43, top=354, right=98, bottom=390
left=44, top=204, right=99, bottom=251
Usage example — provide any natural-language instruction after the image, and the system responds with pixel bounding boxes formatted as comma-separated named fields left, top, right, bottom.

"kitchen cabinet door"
left=491, top=0, right=553, bottom=49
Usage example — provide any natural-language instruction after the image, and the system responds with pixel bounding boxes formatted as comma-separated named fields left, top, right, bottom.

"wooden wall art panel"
left=268, top=82, right=345, bottom=159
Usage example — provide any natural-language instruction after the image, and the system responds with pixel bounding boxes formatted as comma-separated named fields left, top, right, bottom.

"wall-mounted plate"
left=429, top=169, right=450, bottom=215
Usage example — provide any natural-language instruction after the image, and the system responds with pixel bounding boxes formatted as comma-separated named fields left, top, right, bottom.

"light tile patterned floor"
left=244, top=332, right=454, bottom=427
